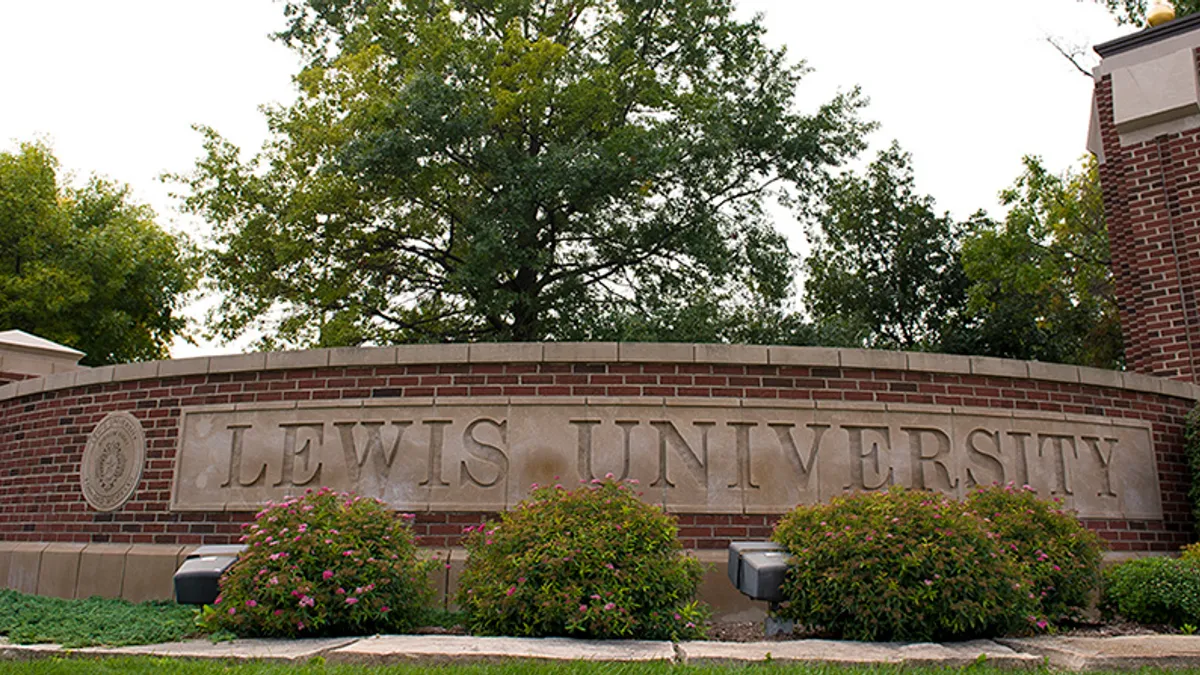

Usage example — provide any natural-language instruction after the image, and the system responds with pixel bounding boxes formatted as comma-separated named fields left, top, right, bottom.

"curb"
left=4, top=634, right=1200, bottom=670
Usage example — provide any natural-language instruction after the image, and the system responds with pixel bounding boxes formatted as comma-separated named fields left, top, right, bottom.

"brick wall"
left=1, top=352, right=1195, bottom=553
left=1095, top=49, right=1200, bottom=383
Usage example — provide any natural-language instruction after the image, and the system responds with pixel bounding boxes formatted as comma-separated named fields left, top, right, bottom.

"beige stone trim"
left=74, top=365, right=116, bottom=387
left=37, top=543, right=86, bottom=599
left=159, top=356, right=211, bottom=377
left=2, top=343, right=1197, bottom=404
left=543, top=342, right=618, bottom=362
left=6, top=542, right=49, bottom=594
left=905, top=352, right=972, bottom=375
left=112, top=361, right=160, bottom=382
left=767, top=346, right=840, bottom=366
left=970, top=356, right=1030, bottom=379
left=840, top=349, right=906, bottom=370
left=329, top=346, right=397, bottom=366
left=265, top=350, right=330, bottom=370
left=14, top=378, right=45, bottom=396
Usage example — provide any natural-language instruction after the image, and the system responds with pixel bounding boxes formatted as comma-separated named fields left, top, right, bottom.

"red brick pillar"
left=1093, top=15, right=1200, bottom=382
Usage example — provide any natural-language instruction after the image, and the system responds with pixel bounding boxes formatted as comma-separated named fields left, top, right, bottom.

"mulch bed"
left=702, top=619, right=1175, bottom=643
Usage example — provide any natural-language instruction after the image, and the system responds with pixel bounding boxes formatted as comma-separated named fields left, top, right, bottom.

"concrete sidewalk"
left=4, top=634, right=1200, bottom=669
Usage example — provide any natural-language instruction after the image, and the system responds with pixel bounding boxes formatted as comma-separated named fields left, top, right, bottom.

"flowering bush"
left=966, top=484, right=1103, bottom=622
left=457, top=477, right=707, bottom=640
left=200, top=488, right=433, bottom=637
left=1182, top=542, right=1200, bottom=561
left=1102, top=556, right=1200, bottom=626
left=772, top=487, right=1036, bottom=641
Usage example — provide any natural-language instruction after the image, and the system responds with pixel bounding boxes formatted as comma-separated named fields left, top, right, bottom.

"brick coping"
left=2, top=343, right=1197, bottom=403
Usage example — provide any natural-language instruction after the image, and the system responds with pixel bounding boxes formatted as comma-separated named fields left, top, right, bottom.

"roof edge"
left=1095, top=12, right=1200, bottom=58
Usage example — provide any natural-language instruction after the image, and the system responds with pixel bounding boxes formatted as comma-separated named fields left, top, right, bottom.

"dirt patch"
left=702, top=619, right=1175, bottom=642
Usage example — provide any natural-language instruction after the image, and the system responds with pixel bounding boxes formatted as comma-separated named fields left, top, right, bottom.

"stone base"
left=0, top=543, right=765, bottom=621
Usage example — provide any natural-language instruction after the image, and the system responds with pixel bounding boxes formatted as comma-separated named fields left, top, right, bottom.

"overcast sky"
left=0, top=0, right=1132, bottom=357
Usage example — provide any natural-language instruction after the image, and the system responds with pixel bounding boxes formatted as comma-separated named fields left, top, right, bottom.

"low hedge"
left=201, top=488, right=434, bottom=637
left=772, top=487, right=1038, bottom=641
left=1102, top=556, right=1200, bottom=626
left=457, top=477, right=707, bottom=640
left=966, top=484, right=1103, bottom=622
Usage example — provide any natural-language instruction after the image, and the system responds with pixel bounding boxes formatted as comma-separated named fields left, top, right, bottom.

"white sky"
left=0, top=0, right=1132, bottom=357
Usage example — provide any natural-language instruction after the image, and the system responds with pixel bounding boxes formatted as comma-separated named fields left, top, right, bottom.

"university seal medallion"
left=81, top=412, right=145, bottom=511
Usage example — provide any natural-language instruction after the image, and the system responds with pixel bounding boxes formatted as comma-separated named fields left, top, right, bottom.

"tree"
left=173, top=0, right=871, bottom=348
left=953, top=156, right=1121, bottom=369
left=0, top=142, right=197, bottom=365
left=1091, top=0, right=1199, bottom=25
left=802, top=143, right=971, bottom=352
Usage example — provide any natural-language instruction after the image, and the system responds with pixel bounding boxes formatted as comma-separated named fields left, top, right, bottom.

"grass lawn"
left=0, top=660, right=1072, bottom=675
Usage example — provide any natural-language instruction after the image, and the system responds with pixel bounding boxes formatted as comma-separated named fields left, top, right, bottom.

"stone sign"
left=170, top=401, right=1161, bottom=519
left=82, top=411, right=146, bottom=511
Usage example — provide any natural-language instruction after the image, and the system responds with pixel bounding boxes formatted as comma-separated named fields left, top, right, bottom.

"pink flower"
left=323, top=570, right=334, bottom=580
left=604, top=603, right=615, bottom=611
left=346, top=597, right=358, bottom=605
left=506, top=586, right=516, bottom=597
left=299, top=595, right=315, bottom=608
left=297, top=622, right=305, bottom=630
left=1037, top=620, right=1049, bottom=630
left=381, top=606, right=390, bottom=613
left=274, top=610, right=282, bottom=616
left=246, top=599, right=258, bottom=608
left=228, top=608, right=236, bottom=615
left=579, top=604, right=588, bottom=612
left=342, top=550, right=354, bottom=557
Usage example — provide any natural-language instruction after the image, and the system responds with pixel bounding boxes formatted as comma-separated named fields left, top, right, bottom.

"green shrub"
left=1102, top=556, right=1200, bottom=626
left=1182, top=542, right=1200, bottom=560
left=1187, top=404, right=1200, bottom=533
left=201, top=488, right=434, bottom=637
left=966, top=484, right=1104, bottom=622
left=772, top=487, right=1037, bottom=642
left=457, top=477, right=707, bottom=640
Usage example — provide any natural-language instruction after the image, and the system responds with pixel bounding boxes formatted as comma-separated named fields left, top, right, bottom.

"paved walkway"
left=4, top=634, right=1200, bottom=669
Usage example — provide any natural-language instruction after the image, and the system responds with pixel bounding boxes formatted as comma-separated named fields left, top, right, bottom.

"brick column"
left=1093, top=15, right=1200, bottom=382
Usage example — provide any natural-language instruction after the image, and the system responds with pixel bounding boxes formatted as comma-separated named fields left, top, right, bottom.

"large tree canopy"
left=952, top=156, right=1121, bottom=369
left=175, top=0, right=870, bottom=348
left=0, top=143, right=196, bottom=365
left=803, top=143, right=972, bottom=352
left=1092, top=0, right=1199, bottom=25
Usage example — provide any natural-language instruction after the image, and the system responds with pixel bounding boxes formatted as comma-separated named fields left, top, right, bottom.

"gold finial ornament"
left=1148, top=1, right=1176, bottom=27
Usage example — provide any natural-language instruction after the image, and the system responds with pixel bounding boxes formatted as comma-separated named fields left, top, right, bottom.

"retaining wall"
left=1, top=343, right=1197, bottom=611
